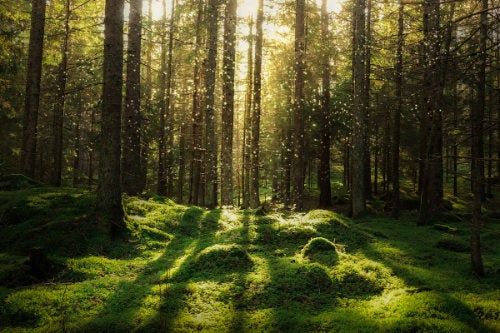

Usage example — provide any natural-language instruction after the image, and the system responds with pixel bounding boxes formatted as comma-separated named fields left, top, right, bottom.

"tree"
left=293, top=0, right=306, bottom=210
left=97, top=0, right=125, bottom=231
left=250, top=0, right=264, bottom=209
left=20, top=0, right=47, bottom=178
left=242, top=18, right=254, bottom=209
left=351, top=0, right=366, bottom=217
left=318, top=0, right=332, bottom=208
left=122, top=0, right=143, bottom=195
left=189, top=0, right=204, bottom=206
left=165, top=0, right=176, bottom=197
left=391, top=1, right=404, bottom=218
left=221, top=0, right=237, bottom=206
left=204, top=0, right=219, bottom=208
left=157, top=0, right=168, bottom=196
left=418, top=0, right=443, bottom=226
left=51, top=0, right=70, bottom=187
left=470, top=0, right=488, bottom=277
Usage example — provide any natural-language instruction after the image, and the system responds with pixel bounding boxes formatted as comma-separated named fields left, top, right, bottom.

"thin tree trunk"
left=470, top=0, right=487, bottom=277
left=352, top=0, right=366, bottom=217
left=250, top=0, right=264, bottom=208
left=52, top=0, right=70, bottom=187
left=293, top=0, right=306, bottom=210
left=157, top=0, right=168, bottom=195
left=418, top=0, right=442, bottom=226
left=363, top=0, right=372, bottom=200
left=204, top=0, right=219, bottom=208
left=21, top=0, right=46, bottom=178
left=242, top=18, right=253, bottom=208
left=189, top=0, right=204, bottom=205
left=165, top=0, right=176, bottom=196
left=221, top=0, right=237, bottom=206
left=318, top=0, right=332, bottom=208
left=98, top=0, right=125, bottom=230
left=392, top=1, right=404, bottom=218
left=122, top=0, right=143, bottom=195
left=140, top=0, right=153, bottom=191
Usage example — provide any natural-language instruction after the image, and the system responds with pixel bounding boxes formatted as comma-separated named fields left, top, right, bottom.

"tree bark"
left=250, top=0, right=264, bottom=208
left=165, top=0, right=176, bottom=197
left=122, top=0, right=143, bottom=195
left=351, top=0, right=366, bottom=217
left=363, top=0, right=372, bottom=200
left=189, top=0, right=204, bottom=206
left=204, top=0, right=219, bottom=208
left=221, top=0, right=237, bottom=206
left=470, top=0, right=487, bottom=277
left=392, top=1, right=404, bottom=218
left=242, top=18, right=253, bottom=209
left=293, top=0, right=306, bottom=210
left=418, top=0, right=443, bottom=226
left=52, top=0, right=70, bottom=187
left=98, top=0, right=125, bottom=231
left=318, top=0, right=332, bottom=208
left=21, top=0, right=46, bottom=178
left=157, top=0, right=168, bottom=196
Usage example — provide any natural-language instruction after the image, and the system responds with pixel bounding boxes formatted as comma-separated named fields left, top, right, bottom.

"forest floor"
left=0, top=185, right=499, bottom=332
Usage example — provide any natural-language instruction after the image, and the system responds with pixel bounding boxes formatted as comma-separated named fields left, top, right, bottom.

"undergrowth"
left=0, top=187, right=498, bottom=332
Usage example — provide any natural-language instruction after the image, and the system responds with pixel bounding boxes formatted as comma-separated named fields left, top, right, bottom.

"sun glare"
left=147, top=0, right=344, bottom=21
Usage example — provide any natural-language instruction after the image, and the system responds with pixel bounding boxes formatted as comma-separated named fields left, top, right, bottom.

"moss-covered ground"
left=0, top=187, right=498, bottom=332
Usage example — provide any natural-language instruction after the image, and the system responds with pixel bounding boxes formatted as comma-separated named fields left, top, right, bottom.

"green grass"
left=0, top=187, right=499, bottom=332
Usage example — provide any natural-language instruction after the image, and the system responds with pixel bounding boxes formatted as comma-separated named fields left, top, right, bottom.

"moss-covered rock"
left=302, top=237, right=339, bottom=266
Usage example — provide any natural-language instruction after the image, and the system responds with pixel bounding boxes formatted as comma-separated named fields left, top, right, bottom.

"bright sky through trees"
left=147, top=0, right=345, bottom=21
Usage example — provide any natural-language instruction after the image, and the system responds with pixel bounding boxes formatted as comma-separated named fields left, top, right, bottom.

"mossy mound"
left=191, top=244, right=253, bottom=272
left=268, top=262, right=334, bottom=305
left=278, top=225, right=318, bottom=242
left=302, top=237, right=339, bottom=266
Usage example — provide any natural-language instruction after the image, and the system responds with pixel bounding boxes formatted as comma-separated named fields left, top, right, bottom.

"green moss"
left=191, top=244, right=253, bottom=272
left=1, top=187, right=499, bottom=332
left=302, top=237, right=339, bottom=266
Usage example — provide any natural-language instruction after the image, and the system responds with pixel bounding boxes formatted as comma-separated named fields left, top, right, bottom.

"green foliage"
left=0, top=188, right=498, bottom=332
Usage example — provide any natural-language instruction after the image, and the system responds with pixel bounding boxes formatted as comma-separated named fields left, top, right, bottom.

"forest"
left=0, top=0, right=499, bottom=331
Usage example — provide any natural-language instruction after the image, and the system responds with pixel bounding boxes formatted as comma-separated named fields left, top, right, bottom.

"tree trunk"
left=98, top=0, right=125, bottom=231
left=165, top=0, right=176, bottom=197
left=351, top=0, right=366, bottom=217
left=140, top=0, right=153, bottom=192
left=122, top=0, right=143, bottom=195
left=418, top=0, right=443, bottom=226
left=221, top=0, right=237, bottom=206
left=318, top=0, right=332, bottom=208
left=189, top=0, right=204, bottom=206
left=470, top=0, right=487, bottom=277
left=293, top=0, right=306, bottom=210
left=250, top=0, right=264, bottom=208
left=21, top=0, right=46, bottom=178
left=392, top=1, right=404, bottom=218
left=363, top=0, right=372, bottom=200
left=52, top=0, right=70, bottom=187
left=204, top=0, right=219, bottom=208
left=242, top=18, right=253, bottom=209
left=157, top=0, right=168, bottom=196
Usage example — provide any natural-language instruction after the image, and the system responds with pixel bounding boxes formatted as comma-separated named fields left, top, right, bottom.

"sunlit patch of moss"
left=331, top=256, right=394, bottom=296
left=191, top=244, right=253, bottom=274
left=302, top=237, right=339, bottom=267
left=64, top=256, right=142, bottom=280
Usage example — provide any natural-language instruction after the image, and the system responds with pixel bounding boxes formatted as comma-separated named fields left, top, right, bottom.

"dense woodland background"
left=1, top=0, right=499, bottom=278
